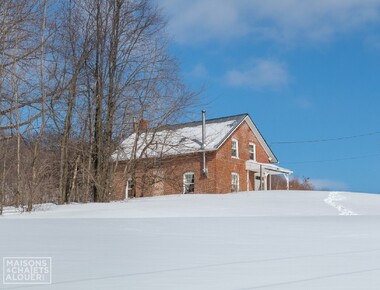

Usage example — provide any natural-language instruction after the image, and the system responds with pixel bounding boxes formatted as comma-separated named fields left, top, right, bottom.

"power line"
left=282, top=153, right=380, bottom=165
left=271, top=131, right=380, bottom=145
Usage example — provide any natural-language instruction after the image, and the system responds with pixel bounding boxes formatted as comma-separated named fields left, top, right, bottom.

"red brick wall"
left=161, top=152, right=217, bottom=195
left=112, top=152, right=219, bottom=199
left=214, top=121, right=271, bottom=193
left=111, top=120, right=272, bottom=200
left=112, top=167, right=126, bottom=200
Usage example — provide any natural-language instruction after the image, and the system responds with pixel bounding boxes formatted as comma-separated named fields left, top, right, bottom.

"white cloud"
left=225, top=59, right=289, bottom=89
left=159, top=0, right=380, bottom=44
left=189, top=63, right=209, bottom=78
left=160, top=0, right=249, bottom=43
left=310, top=179, right=349, bottom=191
left=364, top=34, right=380, bottom=49
left=294, top=97, right=314, bottom=109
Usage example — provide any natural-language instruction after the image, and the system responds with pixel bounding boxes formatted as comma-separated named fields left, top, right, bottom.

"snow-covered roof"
left=113, top=114, right=278, bottom=162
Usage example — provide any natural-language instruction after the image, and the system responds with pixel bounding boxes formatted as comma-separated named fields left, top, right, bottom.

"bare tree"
left=0, top=0, right=197, bottom=212
left=78, top=0, right=195, bottom=202
left=0, top=0, right=44, bottom=133
left=0, top=0, right=47, bottom=210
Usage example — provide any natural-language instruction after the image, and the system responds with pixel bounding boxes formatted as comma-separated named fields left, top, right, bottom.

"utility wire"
left=282, top=153, right=380, bottom=165
left=271, top=131, right=380, bottom=145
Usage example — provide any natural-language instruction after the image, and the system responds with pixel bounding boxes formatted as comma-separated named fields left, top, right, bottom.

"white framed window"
left=183, top=172, right=195, bottom=194
left=231, top=173, right=239, bottom=192
left=231, top=139, right=239, bottom=158
left=249, top=143, right=256, bottom=161
left=126, top=178, right=135, bottom=199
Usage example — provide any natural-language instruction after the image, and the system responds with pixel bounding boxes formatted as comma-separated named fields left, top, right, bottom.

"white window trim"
left=126, top=178, right=134, bottom=200
left=249, top=142, right=256, bottom=161
left=231, top=172, right=240, bottom=192
left=183, top=172, right=195, bottom=194
left=231, top=138, right=239, bottom=159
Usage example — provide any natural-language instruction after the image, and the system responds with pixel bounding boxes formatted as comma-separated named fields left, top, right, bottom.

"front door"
left=254, top=173, right=261, bottom=191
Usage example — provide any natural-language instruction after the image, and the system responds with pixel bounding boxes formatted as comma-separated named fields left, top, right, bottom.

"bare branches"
left=0, top=0, right=197, bottom=210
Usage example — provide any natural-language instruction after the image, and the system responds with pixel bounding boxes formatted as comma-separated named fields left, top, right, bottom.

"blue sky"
left=159, top=0, right=380, bottom=193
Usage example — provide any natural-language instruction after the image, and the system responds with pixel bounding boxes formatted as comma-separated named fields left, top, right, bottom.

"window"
left=231, top=173, right=239, bottom=192
left=231, top=139, right=238, bottom=158
left=126, top=178, right=135, bottom=199
left=249, top=143, right=256, bottom=161
left=183, top=172, right=195, bottom=194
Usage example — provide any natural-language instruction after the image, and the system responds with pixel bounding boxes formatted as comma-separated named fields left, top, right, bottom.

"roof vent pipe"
left=201, top=110, right=206, bottom=150
left=201, top=110, right=208, bottom=177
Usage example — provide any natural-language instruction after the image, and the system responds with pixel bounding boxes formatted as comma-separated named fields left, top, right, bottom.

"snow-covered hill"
left=3, top=190, right=380, bottom=218
left=1, top=191, right=380, bottom=289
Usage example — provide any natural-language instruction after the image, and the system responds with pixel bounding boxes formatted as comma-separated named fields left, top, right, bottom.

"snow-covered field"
left=1, top=190, right=380, bottom=289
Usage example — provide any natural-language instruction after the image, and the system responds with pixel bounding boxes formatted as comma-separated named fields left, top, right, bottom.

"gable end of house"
left=214, top=114, right=278, bottom=163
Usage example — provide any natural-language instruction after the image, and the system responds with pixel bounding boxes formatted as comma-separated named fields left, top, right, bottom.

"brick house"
left=111, top=112, right=292, bottom=200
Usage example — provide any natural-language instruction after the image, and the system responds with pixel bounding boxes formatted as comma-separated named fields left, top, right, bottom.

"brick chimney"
left=133, top=118, right=147, bottom=133
left=139, top=119, right=147, bottom=131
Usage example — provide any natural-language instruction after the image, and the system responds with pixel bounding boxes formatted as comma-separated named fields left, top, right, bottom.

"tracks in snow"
left=324, top=192, right=358, bottom=216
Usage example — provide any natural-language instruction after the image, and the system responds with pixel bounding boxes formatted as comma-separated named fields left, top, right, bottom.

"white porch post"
left=285, top=174, right=290, bottom=190
left=269, top=174, right=272, bottom=190
left=264, top=172, right=268, bottom=190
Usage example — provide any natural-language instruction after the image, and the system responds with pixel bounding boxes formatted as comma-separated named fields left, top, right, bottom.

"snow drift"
left=1, top=190, right=380, bottom=290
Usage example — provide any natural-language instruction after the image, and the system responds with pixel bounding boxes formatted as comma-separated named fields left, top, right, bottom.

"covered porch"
left=245, top=160, right=293, bottom=191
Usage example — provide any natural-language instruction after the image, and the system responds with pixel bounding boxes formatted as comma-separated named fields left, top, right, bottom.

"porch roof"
left=246, top=160, right=293, bottom=175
